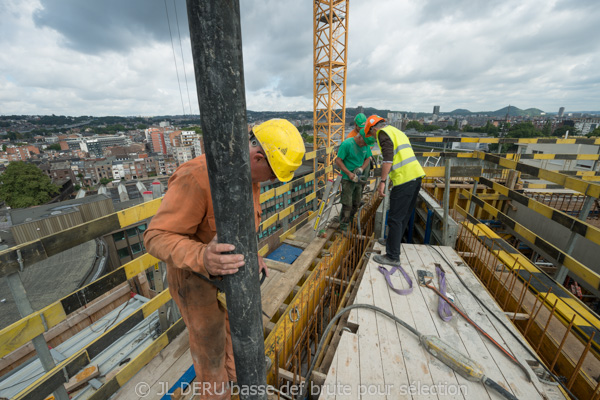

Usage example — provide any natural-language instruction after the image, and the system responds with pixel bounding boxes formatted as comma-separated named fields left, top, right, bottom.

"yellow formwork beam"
left=462, top=189, right=600, bottom=290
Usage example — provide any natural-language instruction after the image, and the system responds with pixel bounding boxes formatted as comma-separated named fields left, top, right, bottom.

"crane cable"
left=163, top=0, right=186, bottom=116
left=172, top=0, right=193, bottom=115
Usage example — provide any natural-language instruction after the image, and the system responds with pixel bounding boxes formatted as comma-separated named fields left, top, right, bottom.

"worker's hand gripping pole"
left=186, top=1, right=267, bottom=399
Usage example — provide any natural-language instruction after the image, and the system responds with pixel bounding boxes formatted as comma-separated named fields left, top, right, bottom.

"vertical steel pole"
left=186, top=1, right=267, bottom=397
left=443, top=158, right=451, bottom=246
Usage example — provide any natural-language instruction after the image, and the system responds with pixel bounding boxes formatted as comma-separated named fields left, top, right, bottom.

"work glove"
left=353, top=167, right=363, bottom=176
left=351, top=173, right=359, bottom=183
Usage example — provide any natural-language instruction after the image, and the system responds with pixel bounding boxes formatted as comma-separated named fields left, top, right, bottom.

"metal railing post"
left=6, top=251, right=69, bottom=400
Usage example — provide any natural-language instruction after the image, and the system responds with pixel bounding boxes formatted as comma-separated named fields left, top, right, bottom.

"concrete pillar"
left=554, top=195, right=595, bottom=283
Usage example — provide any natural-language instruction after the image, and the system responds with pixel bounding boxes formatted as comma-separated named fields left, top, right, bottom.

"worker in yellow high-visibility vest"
left=364, top=115, right=425, bottom=266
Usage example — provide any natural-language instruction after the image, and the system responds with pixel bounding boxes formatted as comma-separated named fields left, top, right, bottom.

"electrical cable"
left=163, top=0, right=186, bottom=116
left=427, top=245, right=579, bottom=400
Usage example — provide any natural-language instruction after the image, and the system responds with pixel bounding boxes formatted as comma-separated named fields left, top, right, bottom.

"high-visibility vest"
left=377, top=126, right=425, bottom=186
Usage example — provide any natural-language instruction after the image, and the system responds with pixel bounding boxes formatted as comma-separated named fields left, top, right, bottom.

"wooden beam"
left=263, top=259, right=291, bottom=273
left=261, top=229, right=334, bottom=325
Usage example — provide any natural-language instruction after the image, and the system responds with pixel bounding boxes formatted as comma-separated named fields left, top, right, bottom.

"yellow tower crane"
left=313, top=0, right=349, bottom=186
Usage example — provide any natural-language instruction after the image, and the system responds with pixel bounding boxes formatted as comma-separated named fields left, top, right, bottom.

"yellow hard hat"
left=253, top=119, right=305, bottom=182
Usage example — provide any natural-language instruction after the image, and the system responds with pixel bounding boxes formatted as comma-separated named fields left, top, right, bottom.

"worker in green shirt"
left=334, top=128, right=375, bottom=231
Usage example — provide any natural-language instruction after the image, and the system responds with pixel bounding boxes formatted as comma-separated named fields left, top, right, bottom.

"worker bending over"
left=334, top=127, right=375, bottom=231
left=363, top=115, right=425, bottom=266
left=144, top=119, right=305, bottom=399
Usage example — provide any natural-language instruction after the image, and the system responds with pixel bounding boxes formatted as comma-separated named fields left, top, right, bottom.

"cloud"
left=0, top=0, right=598, bottom=116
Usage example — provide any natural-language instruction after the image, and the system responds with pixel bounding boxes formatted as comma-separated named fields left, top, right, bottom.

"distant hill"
left=447, top=109, right=472, bottom=115
left=486, top=106, right=545, bottom=117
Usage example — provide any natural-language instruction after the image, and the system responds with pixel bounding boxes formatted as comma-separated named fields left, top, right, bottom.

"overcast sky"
left=1, top=0, right=598, bottom=116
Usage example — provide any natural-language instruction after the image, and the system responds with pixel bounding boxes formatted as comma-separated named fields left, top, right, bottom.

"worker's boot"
left=339, top=205, right=351, bottom=232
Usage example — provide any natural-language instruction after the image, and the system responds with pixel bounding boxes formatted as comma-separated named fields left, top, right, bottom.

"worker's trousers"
left=385, top=178, right=421, bottom=262
left=168, top=266, right=235, bottom=400
left=340, top=179, right=362, bottom=224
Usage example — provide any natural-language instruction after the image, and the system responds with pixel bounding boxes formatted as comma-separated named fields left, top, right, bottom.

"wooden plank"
left=377, top=245, right=439, bottom=400
left=112, top=328, right=190, bottom=399
left=146, top=345, right=193, bottom=400
left=354, top=258, right=385, bottom=400
left=261, top=232, right=332, bottom=324
left=400, top=245, right=464, bottom=400
left=367, top=252, right=411, bottom=399
left=435, top=246, right=553, bottom=399
left=283, top=239, right=310, bottom=248
left=263, top=259, right=291, bottom=273
left=65, top=365, right=100, bottom=393
left=504, top=312, right=529, bottom=321
left=408, top=244, right=495, bottom=399
left=333, top=332, right=360, bottom=400
left=318, top=343, right=339, bottom=400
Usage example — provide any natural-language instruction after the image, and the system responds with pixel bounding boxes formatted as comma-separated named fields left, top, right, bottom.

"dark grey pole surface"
left=186, top=0, right=267, bottom=398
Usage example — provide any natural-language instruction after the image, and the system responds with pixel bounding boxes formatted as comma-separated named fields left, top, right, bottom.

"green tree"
left=302, top=132, right=314, bottom=144
left=46, top=143, right=61, bottom=151
left=100, top=177, right=112, bottom=185
left=423, top=124, right=441, bottom=132
left=507, top=122, right=539, bottom=138
left=0, top=162, right=60, bottom=208
left=462, top=124, right=473, bottom=132
left=553, top=125, right=578, bottom=137
left=541, top=121, right=552, bottom=137
left=2, top=144, right=6, bottom=152
left=587, top=127, right=600, bottom=137
left=188, top=126, right=203, bottom=135
left=482, top=121, right=499, bottom=135
left=406, top=120, right=424, bottom=132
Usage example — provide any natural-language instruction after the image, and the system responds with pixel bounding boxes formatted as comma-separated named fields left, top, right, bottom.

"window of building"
left=126, top=227, right=138, bottom=237
left=118, top=248, right=130, bottom=259
left=113, top=231, right=125, bottom=241
left=131, top=242, right=142, bottom=254
left=138, top=224, right=147, bottom=233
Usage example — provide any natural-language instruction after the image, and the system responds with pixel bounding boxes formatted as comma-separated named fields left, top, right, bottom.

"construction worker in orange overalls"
left=144, top=119, right=305, bottom=399
left=346, top=113, right=366, bottom=139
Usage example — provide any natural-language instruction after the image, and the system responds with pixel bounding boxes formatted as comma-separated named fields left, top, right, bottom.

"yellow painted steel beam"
left=475, top=152, right=600, bottom=198
left=476, top=177, right=600, bottom=247
left=13, top=289, right=173, bottom=400
left=259, top=191, right=319, bottom=232
left=461, top=190, right=600, bottom=290
left=411, top=137, right=600, bottom=145
left=0, top=199, right=164, bottom=276
left=0, top=253, right=160, bottom=358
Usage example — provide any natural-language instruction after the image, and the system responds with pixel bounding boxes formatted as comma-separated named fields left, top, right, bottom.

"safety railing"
left=0, top=145, right=340, bottom=399
left=455, top=205, right=600, bottom=400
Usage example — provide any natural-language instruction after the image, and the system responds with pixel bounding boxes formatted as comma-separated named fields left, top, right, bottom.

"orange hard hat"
left=364, top=115, right=386, bottom=136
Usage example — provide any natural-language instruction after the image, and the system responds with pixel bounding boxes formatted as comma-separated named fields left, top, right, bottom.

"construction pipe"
left=186, top=1, right=267, bottom=398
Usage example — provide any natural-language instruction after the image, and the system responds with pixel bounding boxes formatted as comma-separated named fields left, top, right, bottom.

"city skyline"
left=1, top=0, right=599, bottom=116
